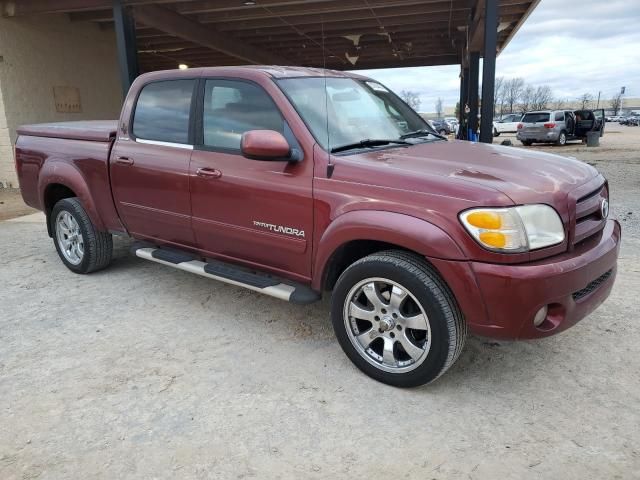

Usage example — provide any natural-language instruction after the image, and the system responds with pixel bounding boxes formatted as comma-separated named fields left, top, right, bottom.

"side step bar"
left=132, top=244, right=321, bottom=305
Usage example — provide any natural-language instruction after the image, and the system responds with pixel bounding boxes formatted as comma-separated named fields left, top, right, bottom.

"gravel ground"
left=1, top=126, right=639, bottom=479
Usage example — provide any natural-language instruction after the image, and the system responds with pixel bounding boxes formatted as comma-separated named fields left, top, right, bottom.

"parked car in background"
left=444, top=117, right=459, bottom=130
left=620, top=114, right=640, bottom=126
left=493, top=113, right=522, bottom=136
left=517, top=109, right=605, bottom=146
left=430, top=119, right=454, bottom=135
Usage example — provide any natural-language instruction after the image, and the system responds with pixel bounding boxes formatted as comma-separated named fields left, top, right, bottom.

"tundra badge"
left=253, top=221, right=305, bottom=238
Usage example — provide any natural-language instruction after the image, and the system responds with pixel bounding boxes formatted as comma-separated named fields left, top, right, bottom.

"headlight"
left=459, top=205, right=564, bottom=252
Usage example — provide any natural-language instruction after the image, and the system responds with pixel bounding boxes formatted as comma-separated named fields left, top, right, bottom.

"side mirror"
left=241, top=130, right=299, bottom=162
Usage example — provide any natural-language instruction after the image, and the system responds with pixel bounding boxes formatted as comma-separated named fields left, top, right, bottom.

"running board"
left=132, top=244, right=320, bottom=304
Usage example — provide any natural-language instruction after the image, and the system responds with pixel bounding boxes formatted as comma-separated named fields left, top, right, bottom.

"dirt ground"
left=0, top=189, right=36, bottom=221
left=1, top=126, right=639, bottom=479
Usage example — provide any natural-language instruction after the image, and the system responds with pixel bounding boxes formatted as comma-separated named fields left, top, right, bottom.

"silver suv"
left=517, top=109, right=604, bottom=146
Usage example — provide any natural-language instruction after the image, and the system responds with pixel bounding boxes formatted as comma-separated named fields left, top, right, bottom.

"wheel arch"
left=39, top=161, right=105, bottom=237
left=313, top=210, right=466, bottom=291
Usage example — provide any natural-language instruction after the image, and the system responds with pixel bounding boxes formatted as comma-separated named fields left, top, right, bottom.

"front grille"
left=572, top=269, right=612, bottom=301
left=573, top=185, right=608, bottom=246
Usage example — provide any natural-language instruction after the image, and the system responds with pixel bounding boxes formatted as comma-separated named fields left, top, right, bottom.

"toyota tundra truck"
left=14, top=66, right=620, bottom=387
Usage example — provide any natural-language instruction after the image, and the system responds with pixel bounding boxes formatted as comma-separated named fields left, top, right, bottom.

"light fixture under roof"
left=178, top=63, right=189, bottom=70
left=243, top=0, right=256, bottom=5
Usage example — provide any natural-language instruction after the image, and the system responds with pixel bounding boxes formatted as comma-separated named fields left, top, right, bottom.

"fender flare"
left=312, top=210, right=466, bottom=290
left=38, top=160, right=105, bottom=233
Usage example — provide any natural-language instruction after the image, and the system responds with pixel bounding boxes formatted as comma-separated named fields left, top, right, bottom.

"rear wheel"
left=556, top=130, right=567, bottom=146
left=522, top=140, right=533, bottom=146
left=51, top=197, right=112, bottom=274
left=330, top=251, right=466, bottom=388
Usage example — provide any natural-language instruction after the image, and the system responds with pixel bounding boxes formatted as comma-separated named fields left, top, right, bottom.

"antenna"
left=322, top=18, right=335, bottom=178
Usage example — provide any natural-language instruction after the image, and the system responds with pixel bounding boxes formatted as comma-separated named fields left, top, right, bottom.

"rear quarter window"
left=522, top=112, right=551, bottom=123
left=132, top=79, right=195, bottom=144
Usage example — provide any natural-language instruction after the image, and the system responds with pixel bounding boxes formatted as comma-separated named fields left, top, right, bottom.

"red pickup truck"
left=15, top=66, right=620, bottom=387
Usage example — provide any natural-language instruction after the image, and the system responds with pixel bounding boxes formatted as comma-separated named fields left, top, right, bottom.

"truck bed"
left=16, top=120, right=118, bottom=142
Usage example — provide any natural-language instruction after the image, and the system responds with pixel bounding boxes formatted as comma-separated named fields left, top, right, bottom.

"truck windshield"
left=277, top=77, right=436, bottom=151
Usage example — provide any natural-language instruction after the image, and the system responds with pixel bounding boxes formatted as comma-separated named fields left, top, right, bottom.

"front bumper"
left=429, top=219, right=621, bottom=340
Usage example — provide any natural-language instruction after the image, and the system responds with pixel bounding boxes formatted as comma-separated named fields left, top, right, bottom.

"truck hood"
left=341, top=139, right=599, bottom=204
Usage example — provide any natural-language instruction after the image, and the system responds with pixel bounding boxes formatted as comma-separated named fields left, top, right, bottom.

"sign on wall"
left=53, top=86, right=82, bottom=113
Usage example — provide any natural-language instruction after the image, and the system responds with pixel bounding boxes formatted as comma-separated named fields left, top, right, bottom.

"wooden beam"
left=132, top=4, right=288, bottom=65
left=2, top=0, right=110, bottom=16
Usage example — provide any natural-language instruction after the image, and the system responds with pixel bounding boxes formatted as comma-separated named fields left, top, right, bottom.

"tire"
left=522, top=140, right=533, bottom=146
left=330, top=250, right=466, bottom=388
left=556, top=130, right=567, bottom=146
left=50, top=197, right=113, bottom=274
left=438, top=129, right=447, bottom=136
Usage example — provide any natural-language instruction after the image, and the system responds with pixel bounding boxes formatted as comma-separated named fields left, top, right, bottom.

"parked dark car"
left=429, top=119, right=453, bottom=135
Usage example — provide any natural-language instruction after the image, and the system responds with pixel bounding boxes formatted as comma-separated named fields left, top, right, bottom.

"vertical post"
left=457, top=66, right=469, bottom=139
left=113, top=0, right=139, bottom=98
left=468, top=51, right=480, bottom=140
left=479, top=0, right=498, bottom=143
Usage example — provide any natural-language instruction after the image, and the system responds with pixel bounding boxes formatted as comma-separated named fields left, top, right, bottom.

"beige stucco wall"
left=0, top=14, right=122, bottom=187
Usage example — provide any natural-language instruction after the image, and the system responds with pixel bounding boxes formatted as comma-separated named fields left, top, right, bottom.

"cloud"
left=353, top=0, right=640, bottom=113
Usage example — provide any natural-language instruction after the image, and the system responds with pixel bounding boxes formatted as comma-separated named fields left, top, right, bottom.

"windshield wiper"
left=330, top=138, right=411, bottom=154
left=400, top=129, right=446, bottom=140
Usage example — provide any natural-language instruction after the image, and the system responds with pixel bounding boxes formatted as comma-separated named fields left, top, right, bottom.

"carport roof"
left=2, top=0, right=539, bottom=72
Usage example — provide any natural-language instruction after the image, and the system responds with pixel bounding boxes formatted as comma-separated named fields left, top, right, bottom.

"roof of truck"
left=138, top=65, right=369, bottom=81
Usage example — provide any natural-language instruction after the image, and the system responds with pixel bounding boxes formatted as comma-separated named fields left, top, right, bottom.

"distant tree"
left=494, top=76, right=505, bottom=117
left=531, top=85, right=553, bottom=111
left=504, top=78, right=525, bottom=114
left=454, top=101, right=460, bottom=119
left=610, top=92, right=623, bottom=115
left=400, top=90, right=421, bottom=111
left=435, top=97, right=443, bottom=118
left=554, top=97, right=567, bottom=110
left=579, top=93, right=593, bottom=109
left=519, top=85, right=536, bottom=114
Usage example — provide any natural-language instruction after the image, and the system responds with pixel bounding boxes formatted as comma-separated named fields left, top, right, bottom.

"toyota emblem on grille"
left=600, top=199, right=609, bottom=219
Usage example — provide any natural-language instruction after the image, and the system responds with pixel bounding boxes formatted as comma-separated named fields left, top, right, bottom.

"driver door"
left=189, top=78, right=314, bottom=280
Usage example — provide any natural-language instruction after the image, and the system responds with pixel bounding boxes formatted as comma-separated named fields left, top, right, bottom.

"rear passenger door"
left=110, top=79, right=197, bottom=247
left=189, top=78, right=314, bottom=280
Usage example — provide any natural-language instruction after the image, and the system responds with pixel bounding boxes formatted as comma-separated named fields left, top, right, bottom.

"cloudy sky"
left=356, top=0, right=640, bottom=113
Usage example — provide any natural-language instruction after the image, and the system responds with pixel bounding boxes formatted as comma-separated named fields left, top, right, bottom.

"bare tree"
left=579, top=93, right=593, bottom=110
left=554, top=97, right=567, bottom=110
left=400, top=90, right=421, bottom=111
left=494, top=76, right=505, bottom=117
left=519, top=85, right=536, bottom=114
left=610, top=92, right=623, bottom=115
left=435, top=97, right=443, bottom=118
left=504, top=78, right=525, bottom=114
left=531, top=85, right=553, bottom=111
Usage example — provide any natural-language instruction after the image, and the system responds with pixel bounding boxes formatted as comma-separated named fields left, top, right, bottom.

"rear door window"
left=132, top=80, right=196, bottom=144
left=554, top=112, right=565, bottom=121
left=522, top=112, right=551, bottom=123
left=202, top=79, right=284, bottom=151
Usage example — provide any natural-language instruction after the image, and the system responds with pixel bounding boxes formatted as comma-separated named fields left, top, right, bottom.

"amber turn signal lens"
left=466, top=211, right=502, bottom=229
left=478, top=231, right=507, bottom=248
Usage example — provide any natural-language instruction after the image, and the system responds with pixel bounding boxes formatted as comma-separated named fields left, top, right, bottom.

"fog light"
left=533, top=306, right=548, bottom=327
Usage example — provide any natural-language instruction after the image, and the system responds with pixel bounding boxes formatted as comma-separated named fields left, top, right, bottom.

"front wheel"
left=438, top=129, right=447, bottom=136
left=521, top=140, right=533, bottom=146
left=51, top=197, right=113, bottom=274
left=331, top=251, right=466, bottom=387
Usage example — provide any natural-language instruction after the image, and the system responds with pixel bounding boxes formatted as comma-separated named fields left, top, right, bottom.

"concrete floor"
left=2, top=129, right=640, bottom=479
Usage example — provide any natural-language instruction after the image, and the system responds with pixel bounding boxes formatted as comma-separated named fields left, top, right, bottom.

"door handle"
left=115, top=156, right=134, bottom=166
left=196, top=167, right=222, bottom=179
